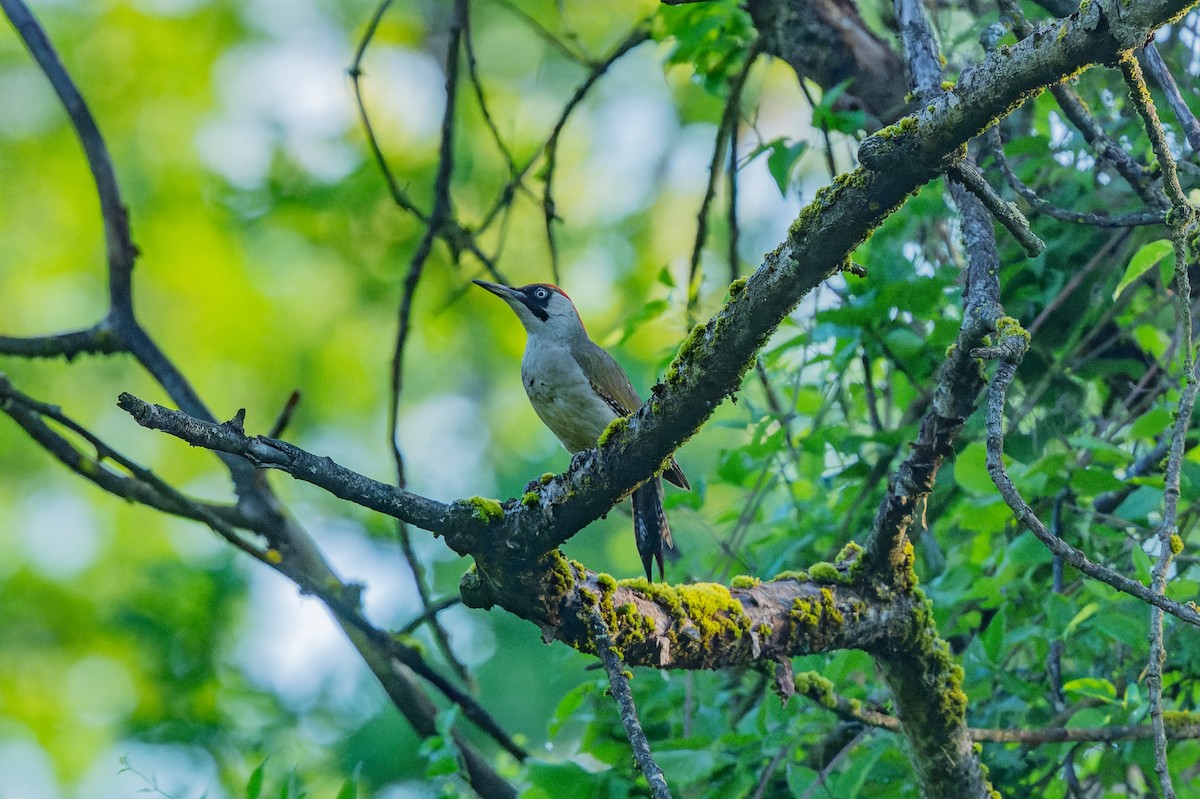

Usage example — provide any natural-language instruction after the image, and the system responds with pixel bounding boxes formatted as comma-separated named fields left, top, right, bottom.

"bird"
left=473, top=279, right=689, bottom=581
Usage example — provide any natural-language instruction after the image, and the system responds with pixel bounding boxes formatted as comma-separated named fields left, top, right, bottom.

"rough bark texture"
left=747, top=0, right=910, bottom=122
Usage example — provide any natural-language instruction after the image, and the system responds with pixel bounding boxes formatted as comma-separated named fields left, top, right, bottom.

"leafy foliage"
left=1, top=0, right=1198, bottom=797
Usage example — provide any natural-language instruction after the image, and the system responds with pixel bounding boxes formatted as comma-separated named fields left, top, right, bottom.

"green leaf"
left=1115, top=485, right=1164, bottom=523
left=981, top=606, right=1007, bottom=665
left=334, top=780, right=357, bottom=799
left=1131, top=542, right=1153, bottom=582
left=246, top=760, right=267, bottom=799
left=1062, top=601, right=1100, bottom=638
left=1129, top=406, right=1173, bottom=440
left=741, top=137, right=808, bottom=195
left=1062, top=677, right=1117, bottom=703
left=954, top=443, right=995, bottom=495
left=1112, top=239, right=1173, bottom=300
left=1094, top=607, right=1148, bottom=647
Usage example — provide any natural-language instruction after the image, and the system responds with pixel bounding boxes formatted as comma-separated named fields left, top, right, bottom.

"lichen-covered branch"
left=459, top=550, right=918, bottom=669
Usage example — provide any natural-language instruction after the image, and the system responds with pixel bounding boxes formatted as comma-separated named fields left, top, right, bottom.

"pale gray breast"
left=521, top=342, right=618, bottom=452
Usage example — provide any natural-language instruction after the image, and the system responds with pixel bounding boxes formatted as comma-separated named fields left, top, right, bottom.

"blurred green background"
left=0, top=0, right=822, bottom=795
left=4, top=0, right=1200, bottom=796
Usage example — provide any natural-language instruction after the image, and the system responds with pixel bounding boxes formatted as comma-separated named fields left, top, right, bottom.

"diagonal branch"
left=119, top=0, right=1200, bottom=587
left=589, top=609, right=674, bottom=799
left=0, top=0, right=137, bottom=311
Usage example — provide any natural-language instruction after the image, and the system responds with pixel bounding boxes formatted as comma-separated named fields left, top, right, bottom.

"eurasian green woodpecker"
left=473, top=280, right=689, bottom=581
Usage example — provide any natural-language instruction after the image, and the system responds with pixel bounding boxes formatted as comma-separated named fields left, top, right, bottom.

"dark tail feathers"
left=633, top=477, right=672, bottom=582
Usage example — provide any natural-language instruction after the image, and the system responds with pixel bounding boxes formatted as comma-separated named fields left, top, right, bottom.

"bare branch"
left=687, top=40, right=762, bottom=319
left=985, top=129, right=1167, bottom=228
left=589, top=609, right=674, bottom=799
left=0, top=0, right=137, bottom=311
left=978, top=326, right=1200, bottom=627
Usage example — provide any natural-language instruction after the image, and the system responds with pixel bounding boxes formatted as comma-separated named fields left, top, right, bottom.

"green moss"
left=1163, top=710, right=1200, bottom=733
left=789, top=587, right=845, bottom=645
left=522, top=491, right=540, bottom=507
left=464, top=496, right=504, bottom=523
left=620, top=577, right=684, bottom=617
left=598, top=415, right=629, bottom=447
left=548, top=551, right=576, bottom=597
left=940, top=80, right=955, bottom=92
left=771, top=570, right=810, bottom=583
left=794, top=670, right=837, bottom=708
left=676, top=583, right=752, bottom=642
left=665, top=323, right=707, bottom=387
left=836, top=541, right=863, bottom=564
left=808, top=561, right=845, bottom=583
left=994, top=315, right=1031, bottom=346
left=730, top=575, right=761, bottom=589
left=1170, top=534, right=1184, bottom=555
left=728, top=276, right=748, bottom=298
left=614, top=601, right=655, bottom=650
left=539, top=472, right=555, bottom=485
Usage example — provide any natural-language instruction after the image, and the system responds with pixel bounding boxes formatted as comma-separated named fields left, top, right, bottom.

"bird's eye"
left=535, top=288, right=549, bottom=300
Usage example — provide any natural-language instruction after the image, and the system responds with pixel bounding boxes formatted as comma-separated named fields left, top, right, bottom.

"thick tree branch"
left=119, top=0, right=1198, bottom=586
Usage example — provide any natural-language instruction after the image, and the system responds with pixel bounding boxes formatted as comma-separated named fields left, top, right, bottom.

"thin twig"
left=687, top=40, right=760, bottom=320
left=985, top=129, right=1167, bottom=228
left=348, top=0, right=427, bottom=221
left=588, top=610, right=673, bottom=799
left=534, top=26, right=650, bottom=282
left=1120, top=53, right=1197, bottom=798
left=726, top=113, right=742, bottom=283
left=999, top=0, right=1167, bottom=209
left=978, top=329, right=1200, bottom=628
left=1139, top=44, right=1200, bottom=154
left=793, top=670, right=1200, bottom=743
left=946, top=157, right=1045, bottom=256
left=476, top=25, right=649, bottom=237
left=0, top=0, right=137, bottom=308
left=0, top=324, right=125, bottom=359
left=382, top=0, right=476, bottom=689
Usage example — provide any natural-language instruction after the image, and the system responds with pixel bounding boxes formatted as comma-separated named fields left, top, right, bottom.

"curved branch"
left=0, top=0, right=138, bottom=311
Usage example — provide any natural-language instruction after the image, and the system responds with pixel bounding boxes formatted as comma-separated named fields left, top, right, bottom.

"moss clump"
left=730, top=575, right=761, bottom=589
left=940, top=80, right=955, bottom=92
left=614, top=601, right=656, bottom=650
left=464, top=496, right=504, bottom=523
left=728, top=276, right=748, bottom=298
left=539, top=472, right=556, bottom=485
left=598, top=415, right=629, bottom=447
left=548, top=551, right=576, bottom=597
left=771, top=570, right=810, bottom=583
left=995, top=315, right=1031, bottom=346
left=808, top=561, right=845, bottom=583
left=1163, top=710, right=1200, bottom=733
left=522, top=491, right=540, bottom=507
left=665, top=322, right=709, bottom=388
left=794, top=670, right=837, bottom=708
left=789, top=587, right=845, bottom=646
left=1170, top=534, right=1184, bottom=555
left=676, top=583, right=753, bottom=643
left=620, top=577, right=684, bottom=618
left=836, top=541, right=863, bottom=563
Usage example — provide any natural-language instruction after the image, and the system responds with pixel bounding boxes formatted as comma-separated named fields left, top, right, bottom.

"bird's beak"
left=472, top=279, right=524, bottom=306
